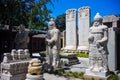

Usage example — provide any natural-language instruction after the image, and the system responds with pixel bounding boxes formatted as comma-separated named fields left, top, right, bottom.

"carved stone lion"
left=28, top=58, right=42, bottom=75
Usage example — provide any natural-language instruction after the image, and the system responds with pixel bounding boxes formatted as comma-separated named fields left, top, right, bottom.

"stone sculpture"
left=28, top=58, right=42, bottom=75
left=46, top=18, right=61, bottom=68
left=26, top=58, right=43, bottom=80
left=15, top=24, right=29, bottom=49
left=88, top=13, right=109, bottom=72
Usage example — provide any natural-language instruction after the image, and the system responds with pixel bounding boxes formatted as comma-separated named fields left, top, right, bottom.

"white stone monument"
left=64, top=9, right=77, bottom=51
left=84, top=13, right=110, bottom=80
left=77, top=6, right=90, bottom=53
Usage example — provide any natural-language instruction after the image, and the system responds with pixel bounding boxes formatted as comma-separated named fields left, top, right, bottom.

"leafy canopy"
left=0, top=0, right=57, bottom=30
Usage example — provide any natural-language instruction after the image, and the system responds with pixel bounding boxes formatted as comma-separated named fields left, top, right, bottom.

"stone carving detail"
left=46, top=18, right=61, bottom=68
left=78, top=6, right=90, bottom=18
left=1, top=49, right=30, bottom=80
left=25, top=58, right=43, bottom=80
left=88, top=13, right=109, bottom=72
left=28, top=58, right=42, bottom=75
left=3, top=49, right=30, bottom=62
left=66, top=9, right=76, bottom=21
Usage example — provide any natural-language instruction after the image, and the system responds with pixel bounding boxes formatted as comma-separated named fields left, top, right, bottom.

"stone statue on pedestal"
left=88, top=13, right=109, bottom=72
left=45, top=18, right=61, bottom=68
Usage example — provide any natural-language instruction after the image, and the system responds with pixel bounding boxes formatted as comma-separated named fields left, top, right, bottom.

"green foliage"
left=41, top=50, right=89, bottom=58
left=28, top=0, right=53, bottom=29
left=51, top=70, right=119, bottom=80
left=76, top=52, right=89, bottom=58
left=40, top=51, right=46, bottom=57
left=108, top=75, right=119, bottom=80
left=0, top=0, right=57, bottom=29
left=61, top=71, right=84, bottom=79
left=60, top=50, right=89, bottom=58
left=0, top=0, right=30, bottom=26
left=59, top=50, right=65, bottom=53
left=55, top=13, right=66, bottom=31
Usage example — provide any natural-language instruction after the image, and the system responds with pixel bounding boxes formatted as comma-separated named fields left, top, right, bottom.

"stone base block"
left=84, top=74, right=111, bottom=80
left=60, top=53, right=80, bottom=67
left=1, top=73, right=26, bottom=80
left=84, top=69, right=110, bottom=80
left=77, top=46, right=89, bottom=53
left=60, top=53, right=77, bottom=58
left=25, top=74, right=43, bottom=80
left=60, top=58, right=80, bottom=66
left=85, top=69, right=110, bottom=77
left=64, top=46, right=76, bottom=51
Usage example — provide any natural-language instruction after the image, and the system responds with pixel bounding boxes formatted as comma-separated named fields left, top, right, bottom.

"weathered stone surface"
left=60, top=53, right=77, bottom=58
left=77, top=6, right=90, bottom=52
left=26, top=58, right=43, bottom=80
left=28, top=58, right=42, bottom=75
left=43, top=73, right=81, bottom=80
left=1, top=49, right=30, bottom=80
left=103, top=15, right=120, bottom=71
left=26, top=74, right=43, bottom=80
left=85, top=69, right=110, bottom=77
left=64, top=9, right=77, bottom=50
left=1, top=61, right=29, bottom=80
left=84, top=74, right=110, bottom=80
left=88, top=13, right=109, bottom=72
left=60, top=53, right=80, bottom=67
left=46, top=18, right=61, bottom=68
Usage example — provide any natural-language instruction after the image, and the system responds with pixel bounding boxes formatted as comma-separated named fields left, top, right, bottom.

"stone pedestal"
left=2, top=73, right=27, bottom=80
left=25, top=74, right=43, bottom=80
left=84, top=69, right=110, bottom=80
left=60, top=53, right=80, bottom=67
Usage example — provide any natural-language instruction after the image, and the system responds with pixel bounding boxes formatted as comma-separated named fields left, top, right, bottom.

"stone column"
left=77, top=6, right=90, bottom=53
left=64, top=9, right=77, bottom=51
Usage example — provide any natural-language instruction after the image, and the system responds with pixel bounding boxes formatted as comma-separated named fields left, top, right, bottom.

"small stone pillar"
left=11, top=49, right=18, bottom=60
left=25, top=58, right=43, bottom=80
left=24, top=49, right=30, bottom=59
